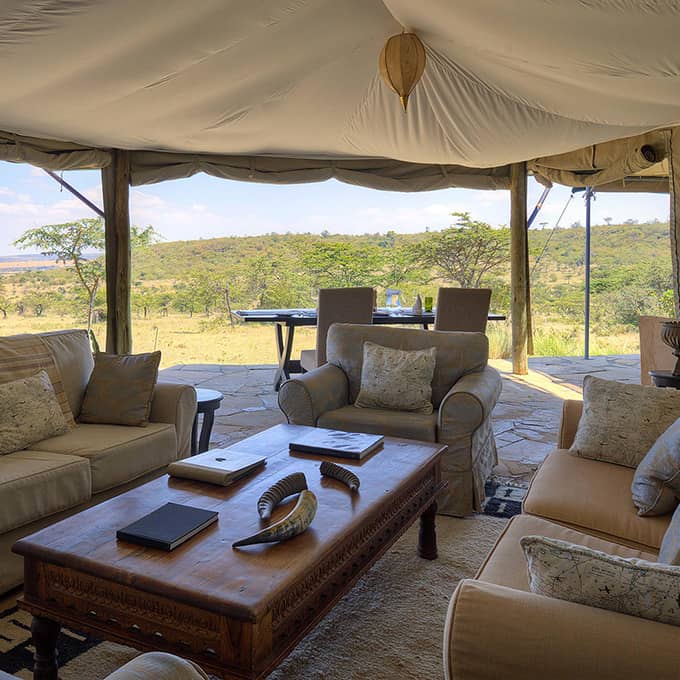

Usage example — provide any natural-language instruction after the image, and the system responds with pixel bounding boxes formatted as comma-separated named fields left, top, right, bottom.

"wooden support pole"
left=101, top=150, right=132, bottom=354
left=668, top=129, right=680, bottom=318
left=510, top=162, right=528, bottom=374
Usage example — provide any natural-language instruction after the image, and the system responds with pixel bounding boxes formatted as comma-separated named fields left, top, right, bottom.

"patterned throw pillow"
left=569, top=376, right=680, bottom=468
left=522, top=535, right=680, bottom=626
left=354, top=341, right=436, bottom=414
left=659, top=503, right=680, bottom=565
left=632, top=417, right=680, bottom=516
left=79, top=351, right=161, bottom=426
left=0, top=370, right=69, bottom=454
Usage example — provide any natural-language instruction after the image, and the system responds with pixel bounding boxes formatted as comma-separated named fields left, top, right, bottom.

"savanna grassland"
left=0, top=215, right=671, bottom=367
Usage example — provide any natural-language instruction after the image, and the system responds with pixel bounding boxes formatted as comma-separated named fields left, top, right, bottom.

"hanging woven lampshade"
left=379, top=32, right=426, bottom=111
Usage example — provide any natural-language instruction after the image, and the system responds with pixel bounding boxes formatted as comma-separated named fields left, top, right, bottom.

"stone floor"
left=160, top=354, right=640, bottom=483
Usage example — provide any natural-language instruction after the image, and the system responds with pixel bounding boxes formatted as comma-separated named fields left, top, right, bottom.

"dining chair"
left=638, top=315, right=675, bottom=385
left=434, top=287, right=492, bottom=332
left=300, top=287, right=374, bottom=372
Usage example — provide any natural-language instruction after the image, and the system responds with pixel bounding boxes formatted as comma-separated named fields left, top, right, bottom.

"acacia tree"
left=416, top=212, right=509, bottom=287
left=15, top=218, right=159, bottom=332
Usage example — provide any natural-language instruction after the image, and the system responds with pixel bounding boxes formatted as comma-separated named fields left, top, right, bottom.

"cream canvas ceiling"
left=1, top=0, right=680, bottom=188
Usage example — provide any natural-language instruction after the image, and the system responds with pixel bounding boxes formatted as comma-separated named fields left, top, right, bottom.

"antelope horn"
left=257, top=472, right=308, bottom=520
left=320, top=461, right=360, bottom=492
left=233, top=490, right=317, bottom=548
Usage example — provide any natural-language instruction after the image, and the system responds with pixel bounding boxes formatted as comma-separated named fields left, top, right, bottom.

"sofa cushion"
left=632, top=417, right=680, bottom=516
left=40, top=329, right=93, bottom=418
left=326, top=324, right=488, bottom=407
left=355, top=342, right=436, bottom=414
left=522, top=534, right=680, bottom=627
left=80, top=351, right=161, bottom=426
left=33, top=422, right=176, bottom=493
left=0, top=371, right=69, bottom=455
left=317, top=405, right=437, bottom=442
left=0, top=450, right=91, bottom=533
left=477, top=514, right=657, bottom=593
left=523, top=449, right=669, bottom=551
left=570, top=375, right=680, bottom=468
left=0, top=333, right=75, bottom=426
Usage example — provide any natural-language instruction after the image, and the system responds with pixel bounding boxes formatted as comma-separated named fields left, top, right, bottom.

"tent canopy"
left=1, top=1, right=680, bottom=190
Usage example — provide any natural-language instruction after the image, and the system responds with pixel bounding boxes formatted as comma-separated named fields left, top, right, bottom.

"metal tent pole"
left=584, top=187, right=594, bottom=359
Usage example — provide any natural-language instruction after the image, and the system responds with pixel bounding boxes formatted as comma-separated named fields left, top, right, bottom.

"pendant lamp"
left=379, top=32, right=426, bottom=111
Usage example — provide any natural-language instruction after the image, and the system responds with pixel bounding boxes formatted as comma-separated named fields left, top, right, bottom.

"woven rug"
left=482, top=476, right=529, bottom=519
left=0, top=515, right=506, bottom=679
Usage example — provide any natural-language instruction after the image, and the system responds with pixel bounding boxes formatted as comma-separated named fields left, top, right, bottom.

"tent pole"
left=584, top=187, right=593, bottom=359
left=510, top=162, right=528, bottom=374
left=101, top=150, right=132, bottom=354
left=669, top=129, right=680, bottom=318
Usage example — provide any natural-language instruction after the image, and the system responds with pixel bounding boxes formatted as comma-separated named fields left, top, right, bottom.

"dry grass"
left=0, top=313, right=640, bottom=368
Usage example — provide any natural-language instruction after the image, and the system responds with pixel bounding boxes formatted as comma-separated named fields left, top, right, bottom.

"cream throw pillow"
left=632, top=417, right=680, bottom=516
left=569, top=376, right=680, bottom=468
left=522, top=535, right=680, bottom=626
left=0, top=370, right=69, bottom=454
left=354, top=341, right=436, bottom=414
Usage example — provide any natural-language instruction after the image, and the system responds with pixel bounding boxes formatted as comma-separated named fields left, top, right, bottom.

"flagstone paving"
left=160, top=355, right=640, bottom=483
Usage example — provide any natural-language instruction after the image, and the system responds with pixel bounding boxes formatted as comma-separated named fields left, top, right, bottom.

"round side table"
left=649, top=370, right=680, bottom=389
left=191, top=388, right=224, bottom=455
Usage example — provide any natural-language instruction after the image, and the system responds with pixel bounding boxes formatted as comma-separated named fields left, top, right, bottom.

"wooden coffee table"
left=13, top=424, right=447, bottom=680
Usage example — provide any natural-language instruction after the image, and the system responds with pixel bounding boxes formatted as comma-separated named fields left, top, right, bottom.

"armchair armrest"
left=438, top=366, right=501, bottom=438
left=558, top=399, right=583, bottom=449
left=149, top=382, right=197, bottom=459
left=278, top=363, right=349, bottom=426
left=445, top=579, right=680, bottom=680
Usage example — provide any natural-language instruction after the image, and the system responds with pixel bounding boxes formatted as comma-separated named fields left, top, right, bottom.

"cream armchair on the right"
left=278, top=323, right=501, bottom=516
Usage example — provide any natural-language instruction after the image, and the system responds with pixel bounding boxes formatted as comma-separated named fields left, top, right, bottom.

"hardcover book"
left=168, top=448, right=266, bottom=486
left=116, top=502, right=218, bottom=551
left=289, top=427, right=384, bottom=460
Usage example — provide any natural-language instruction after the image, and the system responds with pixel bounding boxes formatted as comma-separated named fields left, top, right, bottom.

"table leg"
left=273, top=323, right=295, bottom=391
left=198, top=407, right=216, bottom=453
left=191, top=412, right=199, bottom=455
left=418, top=502, right=438, bottom=560
left=31, top=616, right=60, bottom=680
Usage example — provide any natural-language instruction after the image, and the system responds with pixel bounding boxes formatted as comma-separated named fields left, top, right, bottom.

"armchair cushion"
left=355, top=341, right=436, bottom=413
left=318, top=405, right=437, bottom=442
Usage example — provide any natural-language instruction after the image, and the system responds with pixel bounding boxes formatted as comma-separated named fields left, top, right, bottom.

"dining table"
left=234, top=307, right=506, bottom=390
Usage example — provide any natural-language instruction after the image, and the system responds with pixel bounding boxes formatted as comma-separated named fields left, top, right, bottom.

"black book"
left=289, top=427, right=384, bottom=460
left=116, top=502, right=218, bottom=551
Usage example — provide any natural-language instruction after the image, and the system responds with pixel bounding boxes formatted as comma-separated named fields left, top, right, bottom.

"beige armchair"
left=278, top=323, right=502, bottom=516
left=105, top=652, right=209, bottom=679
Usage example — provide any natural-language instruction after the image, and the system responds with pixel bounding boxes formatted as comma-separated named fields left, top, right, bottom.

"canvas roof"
left=1, top=1, right=680, bottom=190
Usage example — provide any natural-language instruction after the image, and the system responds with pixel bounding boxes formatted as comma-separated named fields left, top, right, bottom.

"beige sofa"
left=278, top=323, right=501, bottom=516
left=0, top=329, right=197, bottom=594
left=444, top=399, right=680, bottom=679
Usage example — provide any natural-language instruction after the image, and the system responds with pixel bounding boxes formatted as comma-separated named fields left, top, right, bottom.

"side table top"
left=194, top=387, right=223, bottom=404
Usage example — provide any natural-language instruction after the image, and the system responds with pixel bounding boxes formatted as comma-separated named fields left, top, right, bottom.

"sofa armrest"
left=558, top=399, right=583, bottom=449
left=149, top=382, right=197, bottom=459
left=278, top=364, right=349, bottom=426
left=438, top=366, right=501, bottom=438
left=445, top=579, right=680, bottom=680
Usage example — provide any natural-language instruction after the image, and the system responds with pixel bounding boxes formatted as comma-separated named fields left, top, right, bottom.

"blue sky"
left=0, top=162, right=671, bottom=255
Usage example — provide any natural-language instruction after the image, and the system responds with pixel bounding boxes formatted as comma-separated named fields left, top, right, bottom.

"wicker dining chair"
left=299, top=287, right=374, bottom=372
left=434, top=288, right=492, bottom=333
